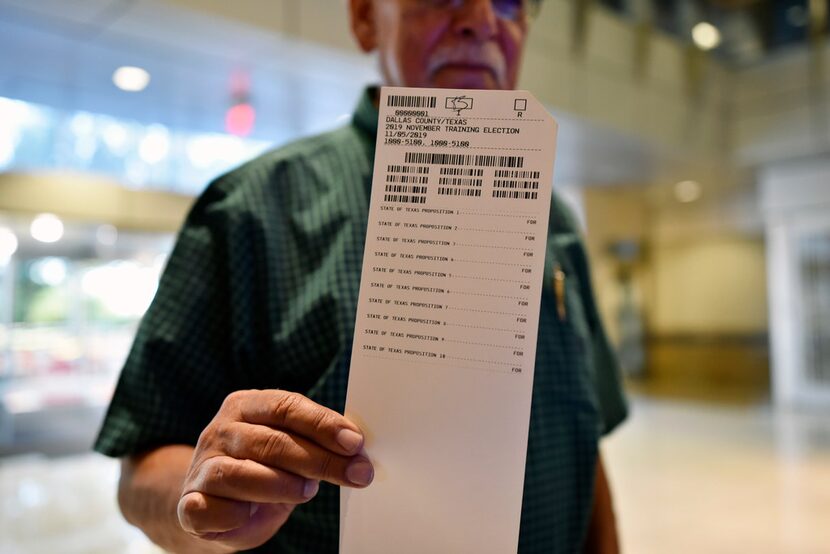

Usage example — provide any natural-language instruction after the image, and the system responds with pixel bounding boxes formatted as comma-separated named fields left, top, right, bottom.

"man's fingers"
left=225, top=421, right=374, bottom=488
left=206, top=503, right=296, bottom=547
left=177, top=491, right=251, bottom=536
left=186, top=455, right=319, bottom=504
left=227, top=390, right=364, bottom=456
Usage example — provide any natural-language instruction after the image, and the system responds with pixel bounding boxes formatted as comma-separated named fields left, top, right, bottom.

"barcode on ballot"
left=385, top=184, right=428, bottom=194
left=387, top=95, right=437, bottom=108
left=405, top=152, right=524, bottom=168
left=438, top=187, right=482, bottom=197
left=494, top=179, right=539, bottom=190
left=387, top=174, right=429, bottom=184
left=493, top=190, right=538, bottom=199
left=384, top=194, right=427, bottom=203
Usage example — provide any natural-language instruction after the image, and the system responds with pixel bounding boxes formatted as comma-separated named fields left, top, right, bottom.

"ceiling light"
left=103, top=121, right=129, bottom=154
left=138, top=125, right=170, bottom=164
left=113, top=66, right=151, bottom=92
left=29, top=257, right=68, bottom=286
left=674, top=180, right=702, bottom=203
left=692, top=22, right=721, bottom=51
left=30, top=213, right=64, bottom=243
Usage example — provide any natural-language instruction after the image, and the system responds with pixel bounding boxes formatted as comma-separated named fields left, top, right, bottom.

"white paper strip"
left=340, top=86, right=558, bottom=554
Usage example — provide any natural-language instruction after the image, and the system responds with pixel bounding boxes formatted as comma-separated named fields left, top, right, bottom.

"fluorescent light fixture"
left=674, top=180, right=702, bottom=203
left=113, top=66, right=151, bottom=92
left=692, top=22, right=721, bottom=51
left=30, top=213, right=64, bottom=243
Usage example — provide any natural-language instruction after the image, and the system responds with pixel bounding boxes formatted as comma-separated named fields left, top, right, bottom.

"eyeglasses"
left=411, top=0, right=538, bottom=21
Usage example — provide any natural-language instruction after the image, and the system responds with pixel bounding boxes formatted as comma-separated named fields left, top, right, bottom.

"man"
left=95, top=0, right=627, bottom=552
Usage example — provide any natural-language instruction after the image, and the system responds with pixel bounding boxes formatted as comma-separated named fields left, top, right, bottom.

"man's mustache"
left=427, top=43, right=507, bottom=82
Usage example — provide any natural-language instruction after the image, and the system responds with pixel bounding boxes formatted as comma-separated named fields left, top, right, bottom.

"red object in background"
left=225, top=102, right=255, bottom=137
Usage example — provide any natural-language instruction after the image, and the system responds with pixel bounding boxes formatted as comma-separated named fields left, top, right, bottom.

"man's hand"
left=176, top=389, right=373, bottom=551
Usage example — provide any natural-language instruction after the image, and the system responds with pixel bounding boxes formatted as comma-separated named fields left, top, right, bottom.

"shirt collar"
left=352, top=86, right=379, bottom=140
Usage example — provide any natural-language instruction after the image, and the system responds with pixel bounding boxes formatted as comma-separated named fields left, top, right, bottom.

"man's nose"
left=451, top=0, right=498, bottom=41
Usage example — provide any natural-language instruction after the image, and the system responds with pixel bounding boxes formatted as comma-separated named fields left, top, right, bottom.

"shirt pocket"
left=543, top=234, right=592, bottom=356
left=534, top=233, right=603, bottom=432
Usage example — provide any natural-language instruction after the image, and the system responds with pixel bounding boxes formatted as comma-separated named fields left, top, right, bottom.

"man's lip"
left=435, top=62, right=495, bottom=73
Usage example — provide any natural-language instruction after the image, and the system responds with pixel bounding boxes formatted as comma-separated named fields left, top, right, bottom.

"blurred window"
left=0, top=219, right=172, bottom=422
left=0, top=96, right=271, bottom=195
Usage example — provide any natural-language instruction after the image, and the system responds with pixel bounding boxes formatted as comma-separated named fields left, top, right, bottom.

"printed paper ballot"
left=340, top=87, right=558, bottom=554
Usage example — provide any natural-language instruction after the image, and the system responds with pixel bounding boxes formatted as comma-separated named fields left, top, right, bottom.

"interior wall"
left=584, top=184, right=768, bottom=336
left=734, top=42, right=830, bottom=166
left=650, top=236, right=767, bottom=335
left=582, top=187, right=650, bottom=346
left=156, top=0, right=733, bottom=175
left=583, top=182, right=770, bottom=401
left=0, top=172, right=192, bottom=232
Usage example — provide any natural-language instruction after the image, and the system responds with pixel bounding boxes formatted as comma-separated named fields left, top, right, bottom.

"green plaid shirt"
left=95, top=88, right=627, bottom=553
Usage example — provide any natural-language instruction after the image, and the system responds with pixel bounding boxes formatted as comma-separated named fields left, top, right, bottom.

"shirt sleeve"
left=551, top=195, right=629, bottom=436
left=94, top=184, right=237, bottom=457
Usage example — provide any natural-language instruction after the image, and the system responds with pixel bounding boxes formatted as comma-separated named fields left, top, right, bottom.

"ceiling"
left=601, top=0, right=825, bottom=66
left=0, top=0, right=376, bottom=139
left=0, top=0, right=719, bottom=188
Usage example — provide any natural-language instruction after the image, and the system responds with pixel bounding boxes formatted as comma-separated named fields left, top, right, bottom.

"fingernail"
left=304, top=479, right=320, bottom=499
left=336, top=428, right=363, bottom=453
left=346, top=458, right=374, bottom=487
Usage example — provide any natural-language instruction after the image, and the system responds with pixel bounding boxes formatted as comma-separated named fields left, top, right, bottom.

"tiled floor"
left=0, top=396, right=828, bottom=553
left=0, top=453, right=164, bottom=554
left=604, top=398, right=830, bottom=554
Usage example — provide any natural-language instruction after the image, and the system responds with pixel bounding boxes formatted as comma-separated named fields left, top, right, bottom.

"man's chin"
left=428, top=68, right=504, bottom=90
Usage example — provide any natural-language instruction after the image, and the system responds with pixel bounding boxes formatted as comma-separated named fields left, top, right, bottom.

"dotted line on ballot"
left=361, top=354, right=512, bottom=375
left=465, top=117, right=544, bottom=122
left=458, top=228, right=528, bottom=234
left=453, top=259, right=531, bottom=268
left=469, top=147, right=542, bottom=151
left=454, top=243, right=530, bottom=250
left=447, top=306, right=526, bottom=317
left=444, top=339, right=515, bottom=349
left=446, top=322, right=522, bottom=333
left=455, top=275, right=529, bottom=284
left=457, top=211, right=538, bottom=218
left=452, top=291, right=528, bottom=300
left=447, top=356, right=514, bottom=366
